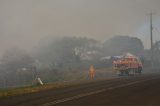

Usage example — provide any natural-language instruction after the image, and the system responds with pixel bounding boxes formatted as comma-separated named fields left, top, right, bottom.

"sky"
left=0, top=0, right=160, bottom=56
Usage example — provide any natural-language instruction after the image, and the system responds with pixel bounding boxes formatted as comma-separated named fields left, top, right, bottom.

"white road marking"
left=39, top=77, right=158, bottom=106
left=107, top=78, right=154, bottom=90
left=39, top=89, right=106, bottom=106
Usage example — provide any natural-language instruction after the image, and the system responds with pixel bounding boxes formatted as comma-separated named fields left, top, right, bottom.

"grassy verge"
left=0, top=67, right=115, bottom=99
left=0, top=82, right=72, bottom=99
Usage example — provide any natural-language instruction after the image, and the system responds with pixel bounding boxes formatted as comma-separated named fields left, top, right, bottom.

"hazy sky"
left=0, top=0, right=160, bottom=56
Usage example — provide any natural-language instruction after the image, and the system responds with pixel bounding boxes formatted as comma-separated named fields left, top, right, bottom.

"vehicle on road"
left=113, top=53, right=143, bottom=76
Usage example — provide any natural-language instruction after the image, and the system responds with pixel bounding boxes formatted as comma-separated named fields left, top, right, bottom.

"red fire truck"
left=113, top=53, right=143, bottom=76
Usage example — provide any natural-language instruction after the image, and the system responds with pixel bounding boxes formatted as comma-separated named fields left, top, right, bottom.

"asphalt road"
left=1, top=73, right=160, bottom=106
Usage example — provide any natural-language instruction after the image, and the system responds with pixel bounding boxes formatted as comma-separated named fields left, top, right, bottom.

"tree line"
left=0, top=36, right=147, bottom=88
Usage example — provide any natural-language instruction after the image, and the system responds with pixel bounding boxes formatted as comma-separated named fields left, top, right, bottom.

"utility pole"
left=150, top=12, right=154, bottom=67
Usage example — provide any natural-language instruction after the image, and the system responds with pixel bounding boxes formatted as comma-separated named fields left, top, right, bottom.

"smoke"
left=0, top=0, right=160, bottom=56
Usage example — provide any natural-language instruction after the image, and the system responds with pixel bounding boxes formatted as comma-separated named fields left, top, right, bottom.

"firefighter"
left=89, top=65, right=95, bottom=79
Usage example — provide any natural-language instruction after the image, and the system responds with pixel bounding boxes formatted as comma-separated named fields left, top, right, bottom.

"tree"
left=1, top=48, right=34, bottom=71
left=102, top=36, right=144, bottom=56
left=35, top=36, right=100, bottom=69
left=0, top=47, right=35, bottom=87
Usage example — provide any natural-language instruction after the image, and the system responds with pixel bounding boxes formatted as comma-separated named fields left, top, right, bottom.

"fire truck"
left=113, top=53, right=143, bottom=76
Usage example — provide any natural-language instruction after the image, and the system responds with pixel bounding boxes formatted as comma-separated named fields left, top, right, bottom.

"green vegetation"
left=0, top=82, right=71, bottom=99
left=0, top=67, right=115, bottom=99
left=1, top=36, right=153, bottom=88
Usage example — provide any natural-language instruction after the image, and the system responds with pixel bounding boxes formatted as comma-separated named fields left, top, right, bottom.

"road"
left=1, top=73, right=160, bottom=106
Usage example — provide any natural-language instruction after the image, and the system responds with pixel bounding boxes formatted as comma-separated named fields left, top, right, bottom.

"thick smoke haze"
left=0, top=0, right=160, bottom=56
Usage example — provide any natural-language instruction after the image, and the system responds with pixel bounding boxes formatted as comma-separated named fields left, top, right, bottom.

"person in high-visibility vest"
left=89, top=65, right=95, bottom=79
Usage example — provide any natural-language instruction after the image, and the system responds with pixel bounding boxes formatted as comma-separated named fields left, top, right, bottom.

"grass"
left=0, top=80, right=95, bottom=99
left=0, top=67, right=115, bottom=99
left=0, top=83, right=71, bottom=99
